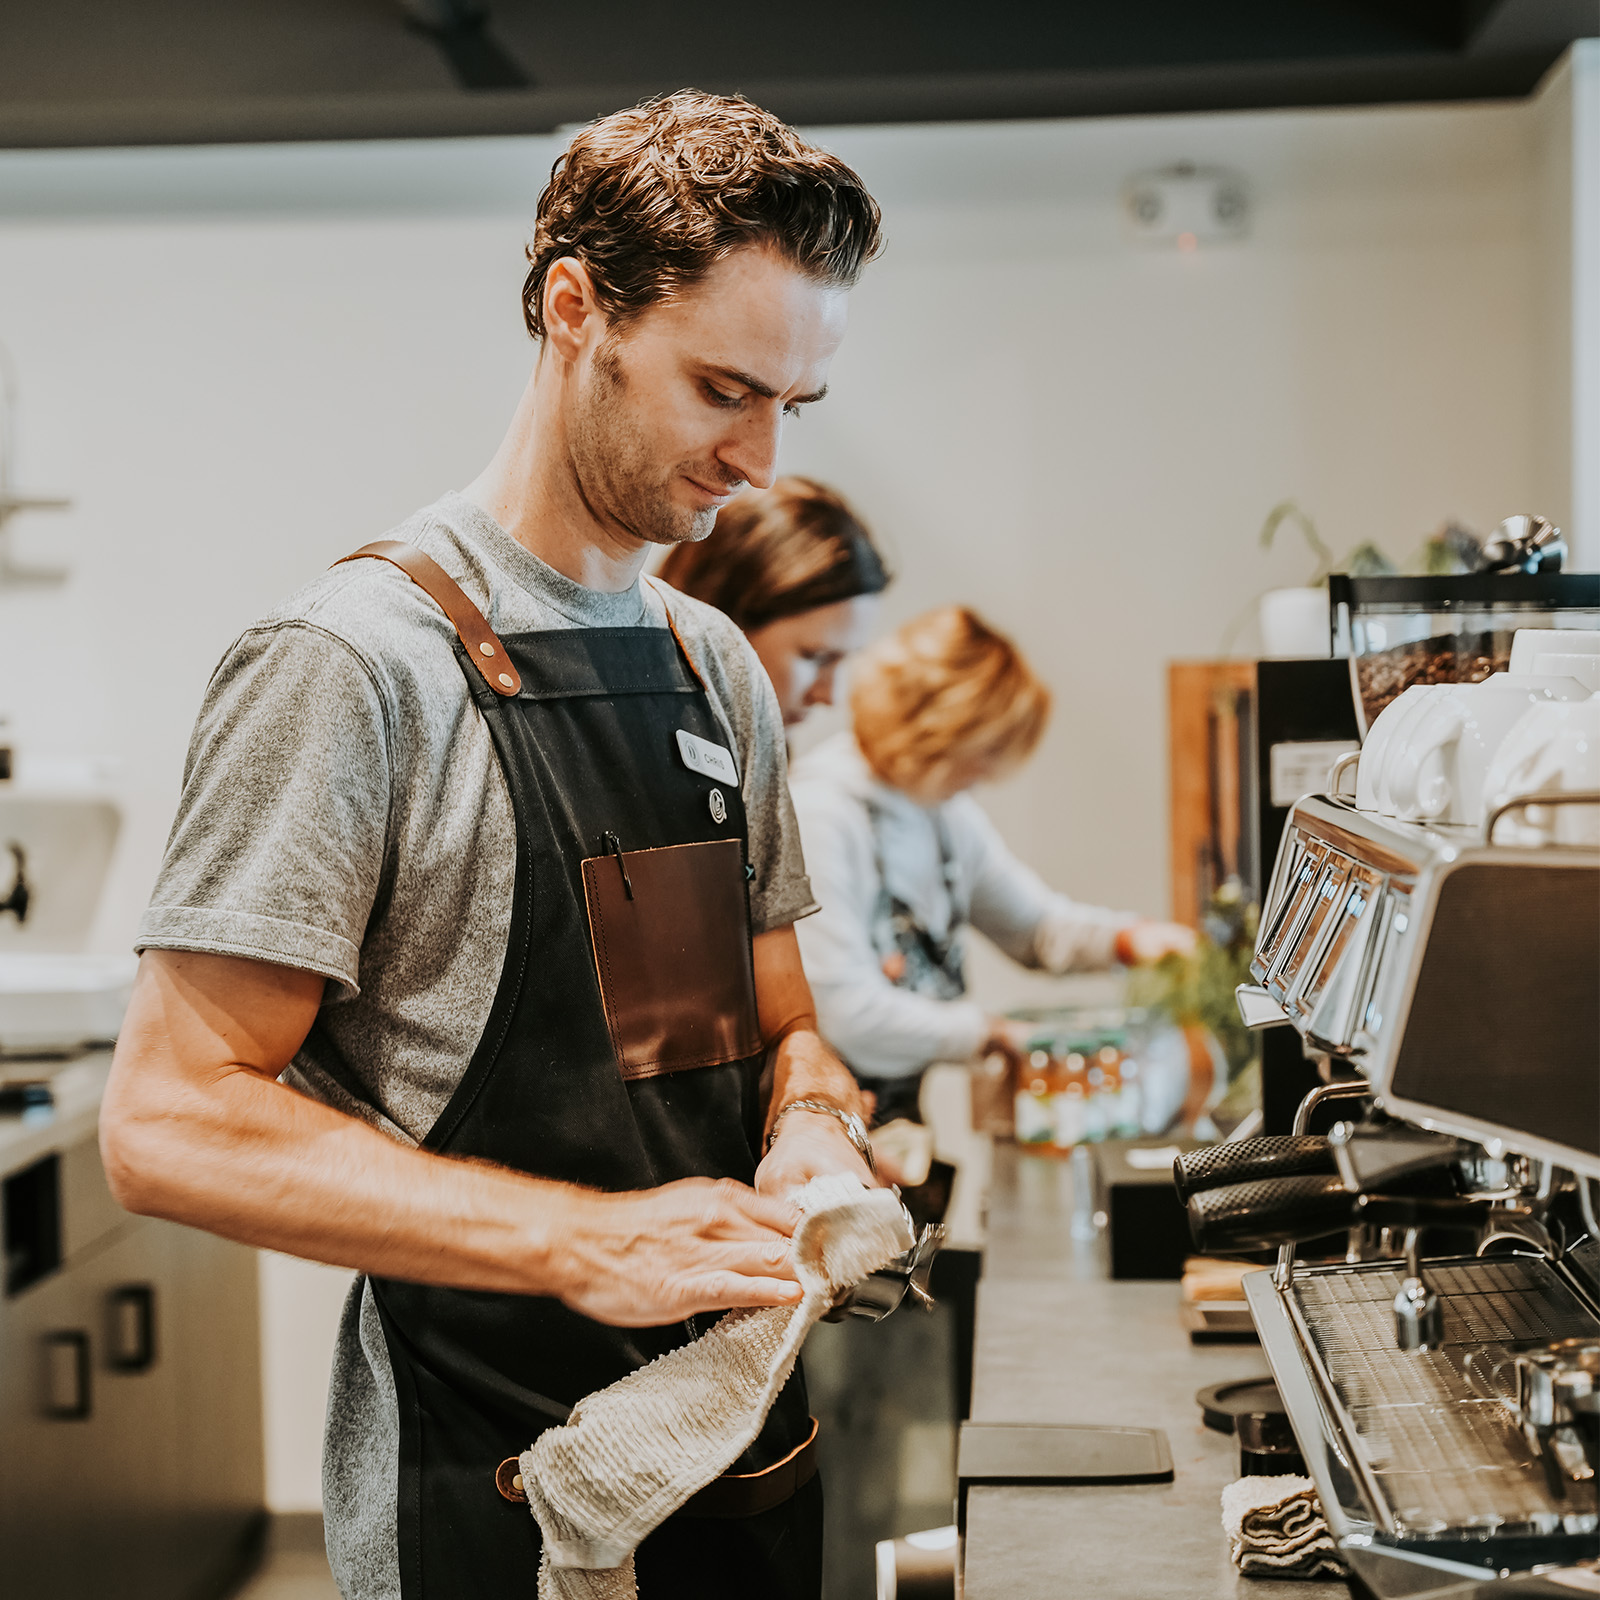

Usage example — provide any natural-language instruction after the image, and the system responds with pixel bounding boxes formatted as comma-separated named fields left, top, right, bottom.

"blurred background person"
left=789, top=605, right=1196, bottom=1126
left=658, top=475, right=890, bottom=728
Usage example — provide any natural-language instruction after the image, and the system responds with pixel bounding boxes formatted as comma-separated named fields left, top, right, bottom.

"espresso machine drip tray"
left=1250, top=1255, right=1600, bottom=1584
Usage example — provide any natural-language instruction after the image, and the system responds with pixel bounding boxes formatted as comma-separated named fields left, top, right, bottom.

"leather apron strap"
left=335, top=540, right=521, bottom=696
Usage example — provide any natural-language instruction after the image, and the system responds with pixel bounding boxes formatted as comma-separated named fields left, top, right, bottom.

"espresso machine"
left=1177, top=763, right=1599, bottom=1595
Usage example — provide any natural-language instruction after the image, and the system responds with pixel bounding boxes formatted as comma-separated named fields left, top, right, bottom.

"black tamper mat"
left=956, top=1422, right=1174, bottom=1532
left=1196, top=1376, right=1283, bottom=1434
left=958, top=1420, right=1174, bottom=1484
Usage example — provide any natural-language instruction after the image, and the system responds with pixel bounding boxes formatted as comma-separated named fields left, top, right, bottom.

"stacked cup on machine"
left=1352, top=626, right=1598, bottom=837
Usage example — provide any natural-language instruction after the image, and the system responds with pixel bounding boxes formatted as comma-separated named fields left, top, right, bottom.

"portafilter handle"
left=1172, top=1136, right=1337, bottom=1204
left=1186, top=1173, right=1354, bottom=1255
left=1188, top=1179, right=1487, bottom=1257
left=824, top=1223, right=945, bottom=1323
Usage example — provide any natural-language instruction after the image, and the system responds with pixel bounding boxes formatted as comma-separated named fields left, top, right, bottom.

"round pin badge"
left=708, top=787, right=728, bottom=825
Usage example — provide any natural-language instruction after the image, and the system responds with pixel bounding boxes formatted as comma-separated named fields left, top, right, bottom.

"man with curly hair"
left=101, top=91, right=883, bottom=1598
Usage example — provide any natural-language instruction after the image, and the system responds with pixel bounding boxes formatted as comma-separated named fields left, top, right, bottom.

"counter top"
left=0, top=1051, right=112, bottom=1178
left=962, top=1144, right=1348, bottom=1599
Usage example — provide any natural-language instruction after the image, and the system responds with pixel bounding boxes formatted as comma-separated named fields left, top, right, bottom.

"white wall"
left=0, top=75, right=1583, bottom=1508
left=1527, top=40, right=1600, bottom=569
left=1570, top=40, right=1600, bottom=562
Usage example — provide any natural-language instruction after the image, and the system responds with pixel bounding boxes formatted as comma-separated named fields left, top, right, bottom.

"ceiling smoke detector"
left=1123, top=164, right=1250, bottom=249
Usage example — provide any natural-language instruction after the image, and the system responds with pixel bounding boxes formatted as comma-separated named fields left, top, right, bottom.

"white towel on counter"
left=1221, top=1473, right=1346, bottom=1580
left=519, top=1175, right=913, bottom=1600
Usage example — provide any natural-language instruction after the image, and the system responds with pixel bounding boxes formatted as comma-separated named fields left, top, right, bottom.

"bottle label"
left=1014, top=1090, right=1054, bottom=1144
left=1051, top=1094, right=1084, bottom=1148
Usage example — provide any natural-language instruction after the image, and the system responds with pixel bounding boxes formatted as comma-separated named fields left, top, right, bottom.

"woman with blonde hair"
left=789, top=606, right=1192, bottom=1123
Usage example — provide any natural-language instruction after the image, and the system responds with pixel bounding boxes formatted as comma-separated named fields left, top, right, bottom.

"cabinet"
left=0, top=1131, right=264, bottom=1599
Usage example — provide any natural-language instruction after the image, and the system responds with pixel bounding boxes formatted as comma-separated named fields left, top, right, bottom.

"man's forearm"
left=103, top=1044, right=582, bottom=1296
left=763, top=1021, right=868, bottom=1137
left=751, top=924, right=867, bottom=1137
left=102, top=950, right=804, bottom=1327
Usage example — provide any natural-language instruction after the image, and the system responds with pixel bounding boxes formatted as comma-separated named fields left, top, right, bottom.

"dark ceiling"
left=0, top=0, right=1595, bottom=148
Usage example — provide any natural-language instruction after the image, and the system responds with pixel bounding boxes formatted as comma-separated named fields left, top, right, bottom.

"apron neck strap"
left=643, top=575, right=709, bottom=693
left=334, top=540, right=521, bottom=697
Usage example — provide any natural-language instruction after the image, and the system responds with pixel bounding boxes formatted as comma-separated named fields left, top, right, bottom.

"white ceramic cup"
left=1532, top=653, right=1600, bottom=694
left=1356, top=685, right=1436, bottom=814
left=1384, top=675, right=1587, bottom=826
left=1381, top=687, right=1458, bottom=815
left=1508, top=628, right=1600, bottom=676
left=1482, top=695, right=1600, bottom=846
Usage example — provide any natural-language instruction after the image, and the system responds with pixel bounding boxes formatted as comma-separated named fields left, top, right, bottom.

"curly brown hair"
left=522, top=90, right=882, bottom=340
left=656, top=476, right=889, bottom=632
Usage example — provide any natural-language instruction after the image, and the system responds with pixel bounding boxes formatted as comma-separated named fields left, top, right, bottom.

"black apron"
left=332, top=550, right=817, bottom=1598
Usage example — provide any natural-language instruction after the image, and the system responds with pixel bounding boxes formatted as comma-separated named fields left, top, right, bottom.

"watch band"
left=766, top=1097, right=877, bottom=1176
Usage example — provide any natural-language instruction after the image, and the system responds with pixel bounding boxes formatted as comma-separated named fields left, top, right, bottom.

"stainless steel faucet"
left=1392, top=1226, right=1442, bottom=1352
left=1272, top=1078, right=1370, bottom=1289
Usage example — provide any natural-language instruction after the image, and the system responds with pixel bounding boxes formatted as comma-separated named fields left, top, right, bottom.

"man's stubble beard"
left=569, top=337, right=720, bottom=549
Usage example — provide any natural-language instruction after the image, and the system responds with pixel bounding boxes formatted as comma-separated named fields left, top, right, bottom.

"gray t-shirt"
left=135, top=491, right=815, bottom=1599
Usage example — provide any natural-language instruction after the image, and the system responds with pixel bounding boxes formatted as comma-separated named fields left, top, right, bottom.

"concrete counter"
left=961, top=1144, right=1348, bottom=1599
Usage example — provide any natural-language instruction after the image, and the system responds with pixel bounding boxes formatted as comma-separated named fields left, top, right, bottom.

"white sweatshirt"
left=788, top=732, right=1136, bottom=1080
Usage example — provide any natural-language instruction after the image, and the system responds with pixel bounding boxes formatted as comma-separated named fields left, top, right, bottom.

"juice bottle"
left=1094, top=1043, right=1130, bottom=1140
left=1083, top=1061, right=1107, bottom=1142
left=1115, top=1054, right=1143, bottom=1137
left=1014, top=1049, right=1057, bottom=1147
left=1051, top=1052, right=1088, bottom=1150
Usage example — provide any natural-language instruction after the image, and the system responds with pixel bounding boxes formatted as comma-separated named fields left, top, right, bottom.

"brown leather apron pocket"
left=581, top=837, right=762, bottom=1080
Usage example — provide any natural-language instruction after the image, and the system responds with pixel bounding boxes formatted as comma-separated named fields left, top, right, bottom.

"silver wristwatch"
left=766, top=1097, right=876, bottom=1175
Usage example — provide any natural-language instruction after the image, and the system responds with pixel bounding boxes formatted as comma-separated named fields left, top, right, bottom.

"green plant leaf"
left=1345, top=540, right=1399, bottom=577
left=1258, top=500, right=1335, bottom=585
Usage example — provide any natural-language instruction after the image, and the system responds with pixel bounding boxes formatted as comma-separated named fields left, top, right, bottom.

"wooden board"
left=1168, top=660, right=1256, bottom=927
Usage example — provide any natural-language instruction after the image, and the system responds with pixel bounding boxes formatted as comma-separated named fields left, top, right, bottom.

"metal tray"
left=1246, top=1254, right=1600, bottom=1592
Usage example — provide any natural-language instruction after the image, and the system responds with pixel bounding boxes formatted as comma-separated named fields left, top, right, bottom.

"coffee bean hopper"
left=1330, top=559, right=1599, bottom=737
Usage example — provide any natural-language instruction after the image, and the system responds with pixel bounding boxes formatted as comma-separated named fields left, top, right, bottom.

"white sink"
left=0, top=952, right=137, bottom=1055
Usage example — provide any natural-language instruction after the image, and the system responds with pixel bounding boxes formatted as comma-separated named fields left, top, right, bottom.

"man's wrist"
left=767, top=1097, right=875, bottom=1174
left=513, top=1176, right=597, bottom=1302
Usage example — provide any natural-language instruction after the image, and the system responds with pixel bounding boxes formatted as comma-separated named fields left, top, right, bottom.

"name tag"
left=675, top=728, right=740, bottom=786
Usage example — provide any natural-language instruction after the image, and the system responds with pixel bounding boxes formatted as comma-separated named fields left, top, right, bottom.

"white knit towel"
left=1220, top=1474, right=1346, bottom=1580
left=520, top=1176, right=914, bottom=1600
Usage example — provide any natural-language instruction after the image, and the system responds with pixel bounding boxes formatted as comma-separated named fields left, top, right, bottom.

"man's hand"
left=542, top=1177, right=802, bottom=1326
left=756, top=1108, right=871, bottom=1200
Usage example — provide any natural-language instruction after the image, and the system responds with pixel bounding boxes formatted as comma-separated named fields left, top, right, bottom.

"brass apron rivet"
left=479, top=642, right=495, bottom=657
